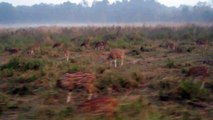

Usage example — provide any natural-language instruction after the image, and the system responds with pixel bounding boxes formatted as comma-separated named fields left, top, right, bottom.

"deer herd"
left=3, top=37, right=210, bottom=119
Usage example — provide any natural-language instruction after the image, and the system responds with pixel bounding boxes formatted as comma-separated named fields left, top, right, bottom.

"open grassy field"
left=0, top=24, right=213, bottom=120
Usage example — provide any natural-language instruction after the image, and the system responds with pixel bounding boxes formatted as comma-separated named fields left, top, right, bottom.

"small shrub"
left=1, top=57, right=44, bottom=71
left=178, top=80, right=210, bottom=100
left=57, top=107, right=74, bottom=119
left=131, top=72, right=144, bottom=83
left=165, top=59, right=176, bottom=69
left=23, top=60, right=43, bottom=71
left=119, top=97, right=144, bottom=117
left=0, top=69, right=14, bottom=77
left=97, top=72, right=135, bottom=92
left=35, top=106, right=56, bottom=120
left=67, top=65, right=81, bottom=73
left=7, top=101, right=19, bottom=109
left=127, top=49, right=141, bottom=56
left=8, top=85, right=32, bottom=96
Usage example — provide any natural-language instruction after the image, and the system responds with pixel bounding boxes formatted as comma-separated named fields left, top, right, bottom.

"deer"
left=107, top=49, right=125, bottom=68
left=52, top=42, right=64, bottom=49
left=195, top=40, right=208, bottom=46
left=79, top=97, right=118, bottom=120
left=57, top=72, right=96, bottom=103
left=185, top=66, right=209, bottom=89
left=165, top=42, right=176, bottom=50
left=80, top=40, right=90, bottom=49
left=63, top=49, right=70, bottom=62
left=95, top=40, right=108, bottom=50
left=4, top=47, right=20, bottom=54
left=27, top=44, right=40, bottom=55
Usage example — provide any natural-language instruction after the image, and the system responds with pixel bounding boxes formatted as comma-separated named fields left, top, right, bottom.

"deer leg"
left=66, top=92, right=72, bottom=103
left=88, top=93, right=93, bottom=100
left=107, top=87, right=112, bottom=95
left=121, top=58, right=124, bottom=66
left=200, top=81, right=206, bottom=89
left=114, top=59, right=117, bottom=68
left=66, top=55, right=69, bottom=62
left=31, top=50, right=34, bottom=55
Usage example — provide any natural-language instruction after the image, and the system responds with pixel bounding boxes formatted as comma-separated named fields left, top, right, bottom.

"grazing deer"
left=107, top=49, right=125, bottom=68
left=195, top=40, right=208, bottom=46
left=4, top=48, right=20, bottom=54
left=186, top=66, right=209, bottom=89
left=79, top=97, right=118, bottom=120
left=166, top=42, right=176, bottom=50
left=81, top=40, right=90, bottom=49
left=57, top=72, right=96, bottom=103
left=95, top=41, right=108, bottom=50
left=64, top=49, right=70, bottom=62
left=27, top=44, right=40, bottom=55
left=52, top=42, right=64, bottom=48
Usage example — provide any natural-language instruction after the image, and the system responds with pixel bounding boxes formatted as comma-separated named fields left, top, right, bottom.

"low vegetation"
left=0, top=24, right=212, bottom=120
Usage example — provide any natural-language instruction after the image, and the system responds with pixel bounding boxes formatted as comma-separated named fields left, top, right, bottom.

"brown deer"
left=52, top=42, right=64, bottom=48
left=4, top=47, right=20, bottom=54
left=80, top=40, right=90, bottom=49
left=186, top=66, right=209, bottom=89
left=64, top=49, right=70, bottom=62
left=165, top=42, right=176, bottom=50
left=57, top=72, right=96, bottom=103
left=195, top=40, right=208, bottom=46
left=27, top=44, right=40, bottom=55
left=95, top=40, right=108, bottom=50
left=79, top=97, right=118, bottom=120
left=107, top=49, right=125, bottom=68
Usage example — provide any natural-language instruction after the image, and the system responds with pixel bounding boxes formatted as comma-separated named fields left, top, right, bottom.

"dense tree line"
left=0, top=0, right=212, bottom=24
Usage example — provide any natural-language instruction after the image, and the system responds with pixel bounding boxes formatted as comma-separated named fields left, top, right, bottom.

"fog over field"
left=0, top=0, right=212, bottom=27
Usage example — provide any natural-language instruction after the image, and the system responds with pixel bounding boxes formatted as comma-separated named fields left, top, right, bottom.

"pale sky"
left=0, top=0, right=211, bottom=7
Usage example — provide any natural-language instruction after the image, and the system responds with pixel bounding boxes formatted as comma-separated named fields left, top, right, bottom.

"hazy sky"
left=0, top=0, right=211, bottom=7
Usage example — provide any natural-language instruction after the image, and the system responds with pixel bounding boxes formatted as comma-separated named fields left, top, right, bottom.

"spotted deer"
left=52, top=42, right=64, bottom=49
left=165, top=42, right=176, bottom=50
left=95, top=40, right=108, bottom=50
left=195, top=40, right=208, bottom=46
left=57, top=72, right=96, bottom=103
left=63, top=49, right=70, bottom=62
left=107, top=49, right=125, bottom=68
left=4, top=48, right=20, bottom=54
left=79, top=97, right=118, bottom=120
left=186, top=66, right=209, bottom=89
left=27, top=44, right=40, bottom=55
left=81, top=40, right=90, bottom=49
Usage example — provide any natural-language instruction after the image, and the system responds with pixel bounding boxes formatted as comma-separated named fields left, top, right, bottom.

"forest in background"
left=0, top=0, right=213, bottom=24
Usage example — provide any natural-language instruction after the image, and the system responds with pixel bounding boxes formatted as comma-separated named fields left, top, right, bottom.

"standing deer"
left=57, top=72, right=96, bottom=103
left=4, top=48, right=20, bottom=54
left=27, top=44, right=40, bottom=55
left=107, top=49, right=125, bottom=68
left=64, top=49, right=70, bottom=62
left=166, top=42, right=176, bottom=50
left=185, top=66, right=209, bottom=89
left=195, top=40, right=208, bottom=46
left=52, top=42, right=64, bottom=49
left=81, top=40, right=90, bottom=49
left=95, top=40, right=108, bottom=50
left=79, top=97, right=118, bottom=120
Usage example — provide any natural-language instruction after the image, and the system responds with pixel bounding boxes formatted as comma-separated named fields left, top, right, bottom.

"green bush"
left=1, top=57, right=44, bottom=71
left=109, top=39, right=130, bottom=49
left=97, top=72, right=136, bottom=92
left=178, top=80, right=210, bottom=100
left=67, top=65, right=81, bottom=73
left=8, top=85, right=32, bottom=96
left=165, top=59, right=176, bottom=69
left=0, top=69, right=14, bottom=77
left=57, top=107, right=74, bottom=119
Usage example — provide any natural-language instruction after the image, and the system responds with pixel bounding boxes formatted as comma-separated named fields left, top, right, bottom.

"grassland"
left=0, top=24, right=213, bottom=120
